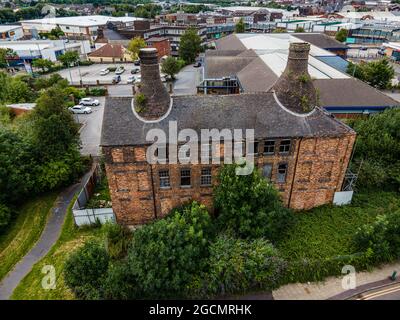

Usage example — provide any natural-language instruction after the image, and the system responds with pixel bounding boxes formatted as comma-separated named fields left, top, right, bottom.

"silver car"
left=68, top=105, right=92, bottom=114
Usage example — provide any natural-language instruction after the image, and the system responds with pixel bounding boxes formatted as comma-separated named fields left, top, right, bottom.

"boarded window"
left=159, top=170, right=170, bottom=189
left=277, top=163, right=288, bottom=183
left=262, top=164, right=273, bottom=180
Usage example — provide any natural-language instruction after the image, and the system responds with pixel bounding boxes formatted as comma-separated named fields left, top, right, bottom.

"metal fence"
left=72, top=164, right=115, bottom=226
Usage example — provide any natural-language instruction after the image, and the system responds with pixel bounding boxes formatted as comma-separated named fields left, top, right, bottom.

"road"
left=75, top=96, right=105, bottom=156
left=355, top=282, right=400, bottom=300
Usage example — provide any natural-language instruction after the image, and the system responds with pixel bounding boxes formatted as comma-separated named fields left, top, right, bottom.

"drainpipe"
left=288, top=137, right=302, bottom=208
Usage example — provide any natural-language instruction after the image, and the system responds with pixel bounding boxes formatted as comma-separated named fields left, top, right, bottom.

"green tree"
left=161, top=56, right=181, bottom=80
left=214, top=164, right=294, bottom=241
left=64, top=241, right=110, bottom=299
left=0, top=203, right=11, bottom=233
left=127, top=37, right=146, bottom=60
left=235, top=18, right=245, bottom=33
left=0, top=48, right=16, bottom=68
left=32, top=58, right=54, bottom=73
left=179, top=27, right=202, bottom=64
left=57, top=51, right=79, bottom=67
left=335, top=28, right=348, bottom=43
left=347, top=59, right=394, bottom=89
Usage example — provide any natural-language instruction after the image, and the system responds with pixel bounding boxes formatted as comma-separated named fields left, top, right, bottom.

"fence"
left=72, top=163, right=115, bottom=226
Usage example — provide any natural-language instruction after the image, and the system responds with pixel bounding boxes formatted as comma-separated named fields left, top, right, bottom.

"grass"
left=0, top=193, right=57, bottom=282
left=11, top=196, right=103, bottom=300
left=278, top=190, right=400, bottom=262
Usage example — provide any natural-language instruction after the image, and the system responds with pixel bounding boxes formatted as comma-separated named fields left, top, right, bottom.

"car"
left=193, top=61, right=202, bottom=68
left=112, top=75, right=121, bottom=84
left=131, top=68, right=140, bottom=74
left=127, top=75, right=136, bottom=84
left=68, top=105, right=92, bottom=114
left=360, top=46, right=368, bottom=51
left=134, top=59, right=140, bottom=66
left=100, top=68, right=110, bottom=76
left=115, top=66, right=125, bottom=74
left=79, top=97, right=100, bottom=106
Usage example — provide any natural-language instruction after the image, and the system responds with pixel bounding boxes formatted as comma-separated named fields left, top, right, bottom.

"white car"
left=100, top=68, right=110, bottom=76
left=127, top=75, right=136, bottom=84
left=79, top=97, right=100, bottom=106
left=69, top=105, right=92, bottom=114
left=115, top=66, right=125, bottom=75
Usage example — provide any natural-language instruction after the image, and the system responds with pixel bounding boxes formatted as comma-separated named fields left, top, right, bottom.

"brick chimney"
left=272, top=42, right=318, bottom=114
left=134, top=48, right=170, bottom=120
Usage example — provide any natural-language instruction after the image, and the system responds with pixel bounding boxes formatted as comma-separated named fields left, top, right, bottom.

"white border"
left=272, top=90, right=317, bottom=118
left=131, top=97, right=173, bottom=124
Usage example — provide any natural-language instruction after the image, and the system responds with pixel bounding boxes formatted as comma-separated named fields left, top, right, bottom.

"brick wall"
left=103, top=133, right=356, bottom=226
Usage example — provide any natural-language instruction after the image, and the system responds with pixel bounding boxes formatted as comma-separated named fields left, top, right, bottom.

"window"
left=159, top=170, right=170, bottom=189
left=247, top=141, right=259, bottom=155
left=277, top=163, right=288, bottom=183
left=262, top=164, right=273, bottom=180
left=263, top=140, right=275, bottom=155
left=180, top=168, right=191, bottom=187
left=201, top=167, right=212, bottom=186
left=279, top=140, right=291, bottom=154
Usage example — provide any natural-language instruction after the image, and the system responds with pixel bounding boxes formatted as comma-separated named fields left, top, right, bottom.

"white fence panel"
left=333, top=191, right=354, bottom=206
left=73, top=208, right=115, bottom=226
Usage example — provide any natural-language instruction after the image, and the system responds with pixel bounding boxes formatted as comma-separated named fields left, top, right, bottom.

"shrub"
left=0, top=203, right=11, bottom=232
left=101, top=262, right=140, bottom=299
left=189, top=234, right=286, bottom=298
left=134, top=93, right=147, bottom=113
left=126, top=201, right=214, bottom=298
left=103, top=223, right=132, bottom=260
left=214, top=164, right=294, bottom=241
left=64, top=240, right=109, bottom=299
left=354, top=210, right=400, bottom=263
left=87, top=87, right=107, bottom=96
left=79, top=60, right=94, bottom=66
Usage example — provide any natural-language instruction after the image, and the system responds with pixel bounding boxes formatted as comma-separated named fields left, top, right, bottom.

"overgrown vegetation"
left=179, top=27, right=202, bottom=64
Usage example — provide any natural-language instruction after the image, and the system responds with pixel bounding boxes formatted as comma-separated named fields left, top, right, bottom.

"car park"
left=79, top=97, right=100, bottom=106
left=100, top=68, right=110, bottom=75
left=68, top=105, right=92, bottom=114
left=115, top=66, right=125, bottom=75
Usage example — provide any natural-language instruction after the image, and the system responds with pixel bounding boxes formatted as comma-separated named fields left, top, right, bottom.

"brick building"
left=101, top=45, right=356, bottom=226
left=145, top=37, right=171, bottom=59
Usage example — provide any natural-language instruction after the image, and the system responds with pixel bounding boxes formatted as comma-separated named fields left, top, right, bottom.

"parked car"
left=131, top=68, right=140, bottom=74
left=68, top=105, right=92, bottom=114
left=127, top=75, right=136, bottom=84
left=134, top=59, right=140, bottom=66
left=360, top=46, right=368, bottom=51
left=193, top=61, right=202, bottom=68
left=115, top=66, right=125, bottom=74
left=113, top=75, right=121, bottom=84
left=79, top=97, right=100, bottom=106
left=100, top=68, right=110, bottom=76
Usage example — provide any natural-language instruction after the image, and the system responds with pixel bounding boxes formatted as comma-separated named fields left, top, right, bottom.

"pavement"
left=272, top=261, right=400, bottom=300
left=0, top=170, right=93, bottom=300
left=172, top=64, right=202, bottom=96
left=75, top=96, right=105, bottom=156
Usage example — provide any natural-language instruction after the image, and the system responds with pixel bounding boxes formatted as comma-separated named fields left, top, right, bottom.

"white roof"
left=6, top=103, right=36, bottom=110
left=235, top=33, right=349, bottom=80
left=21, top=15, right=143, bottom=27
left=0, top=25, right=22, bottom=33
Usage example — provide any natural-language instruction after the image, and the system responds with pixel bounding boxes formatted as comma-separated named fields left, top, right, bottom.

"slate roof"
left=293, top=33, right=349, bottom=50
left=101, top=94, right=354, bottom=147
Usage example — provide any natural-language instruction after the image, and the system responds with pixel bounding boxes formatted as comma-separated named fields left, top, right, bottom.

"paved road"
left=76, top=96, right=105, bottom=156
left=0, top=170, right=92, bottom=300
left=355, top=282, right=400, bottom=300
left=173, top=64, right=202, bottom=96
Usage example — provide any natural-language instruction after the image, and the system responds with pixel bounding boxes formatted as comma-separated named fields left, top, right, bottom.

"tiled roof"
left=88, top=43, right=124, bottom=58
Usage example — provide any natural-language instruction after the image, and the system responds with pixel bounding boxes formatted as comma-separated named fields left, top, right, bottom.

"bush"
left=79, top=60, right=94, bottom=66
left=354, top=210, right=400, bottom=263
left=0, top=203, right=11, bottom=232
left=214, top=164, right=294, bottom=241
left=87, top=87, right=107, bottom=96
left=189, top=234, right=286, bottom=298
left=101, top=262, right=140, bottom=299
left=126, top=201, right=214, bottom=298
left=103, top=223, right=132, bottom=260
left=64, top=240, right=109, bottom=299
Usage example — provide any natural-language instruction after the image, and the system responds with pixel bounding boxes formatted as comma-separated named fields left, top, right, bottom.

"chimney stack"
left=134, top=48, right=170, bottom=120
left=272, top=42, right=318, bottom=114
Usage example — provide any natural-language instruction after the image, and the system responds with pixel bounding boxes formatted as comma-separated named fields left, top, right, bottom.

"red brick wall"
left=146, top=39, right=171, bottom=60
left=103, top=133, right=356, bottom=225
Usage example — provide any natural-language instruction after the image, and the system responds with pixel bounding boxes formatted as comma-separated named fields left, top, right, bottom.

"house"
left=145, top=37, right=171, bottom=59
left=88, top=43, right=131, bottom=63
left=200, top=33, right=397, bottom=117
left=101, top=45, right=356, bottom=226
